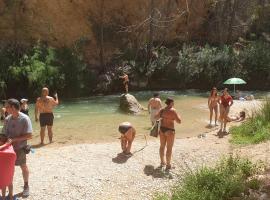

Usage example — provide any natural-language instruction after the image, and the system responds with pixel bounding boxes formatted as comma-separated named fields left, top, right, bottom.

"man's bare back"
left=148, top=98, right=162, bottom=110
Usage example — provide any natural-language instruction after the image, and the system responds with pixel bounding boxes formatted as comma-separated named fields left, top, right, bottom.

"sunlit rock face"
left=0, top=1, right=208, bottom=61
left=0, top=0, right=261, bottom=65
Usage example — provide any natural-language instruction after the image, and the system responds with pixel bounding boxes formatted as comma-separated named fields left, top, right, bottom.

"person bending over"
left=118, top=122, right=136, bottom=157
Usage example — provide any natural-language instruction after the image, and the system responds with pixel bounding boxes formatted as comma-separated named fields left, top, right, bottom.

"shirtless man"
left=148, top=92, right=162, bottom=125
left=156, top=97, right=181, bottom=170
left=35, top=87, right=59, bottom=144
left=119, top=72, right=129, bottom=93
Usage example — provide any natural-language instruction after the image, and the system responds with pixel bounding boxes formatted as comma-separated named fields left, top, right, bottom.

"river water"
left=3, top=90, right=269, bottom=146
left=22, top=90, right=211, bottom=145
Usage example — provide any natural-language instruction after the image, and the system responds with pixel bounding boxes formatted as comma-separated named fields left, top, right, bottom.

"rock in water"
left=119, top=93, right=144, bottom=114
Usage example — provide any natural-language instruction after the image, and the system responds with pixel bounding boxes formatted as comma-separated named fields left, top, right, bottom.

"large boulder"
left=119, top=93, right=144, bottom=114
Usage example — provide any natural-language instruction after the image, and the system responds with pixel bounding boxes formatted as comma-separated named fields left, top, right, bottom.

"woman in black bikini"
left=118, top=122, right=136, bottom=156
left=156, top=98, right=181, bottom=170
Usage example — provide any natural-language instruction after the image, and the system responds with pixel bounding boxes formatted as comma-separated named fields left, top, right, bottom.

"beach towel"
left=150, top=119, right=160, bottom=137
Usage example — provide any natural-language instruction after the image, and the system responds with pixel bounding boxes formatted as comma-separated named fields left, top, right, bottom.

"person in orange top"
left=219, top=88, right=233, bottom=133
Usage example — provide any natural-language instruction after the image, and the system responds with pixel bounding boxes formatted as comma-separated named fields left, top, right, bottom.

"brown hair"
left=210, top=87, right=217, bottom=97
left=165, top=97, right=174, bottom=105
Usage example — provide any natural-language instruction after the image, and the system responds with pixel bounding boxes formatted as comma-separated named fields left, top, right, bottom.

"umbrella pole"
left=234, top=84, right=236, bottom=95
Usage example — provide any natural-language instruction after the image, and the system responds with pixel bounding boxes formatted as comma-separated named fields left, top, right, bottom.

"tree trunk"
left=227, top=0, right=237, bottom=43
left=99, top=0, right=105, bottom=72
left=147, top=0, right=155, bottom=66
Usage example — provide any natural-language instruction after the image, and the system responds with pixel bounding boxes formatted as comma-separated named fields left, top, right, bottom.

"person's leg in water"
left=165, top=131, right=175, bottom=170
left=159, top=132, right=167, bottom=166
left=40, top=126, right=46, bottom=144
left=214, top=105, right=218, bottom=126
left=47, top=126, right=53, bottom=143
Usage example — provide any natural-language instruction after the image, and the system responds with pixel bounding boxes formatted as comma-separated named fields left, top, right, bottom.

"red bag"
left=0, top=144, right=16, bottom=188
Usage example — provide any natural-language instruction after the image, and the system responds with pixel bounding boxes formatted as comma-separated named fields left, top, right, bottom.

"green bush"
left=230, top=99, right=270, bottom=144
left=176, top=44, right=243, bottom=88
left=155, top=156, right=262, bottom=200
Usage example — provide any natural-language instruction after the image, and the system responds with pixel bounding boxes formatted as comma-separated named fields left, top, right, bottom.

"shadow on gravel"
left=31, top=143, right=49, bottom=149
left=112, top=153, right=132, bottom=164
left=144, top=165, right=173, bottom=179
left=214, top=130, right=229, bottom=138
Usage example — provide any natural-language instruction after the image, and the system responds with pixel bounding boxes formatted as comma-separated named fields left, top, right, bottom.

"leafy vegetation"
left=154, top=156, right=263, bottom=200
left=230, top=99, right=270, bottom=144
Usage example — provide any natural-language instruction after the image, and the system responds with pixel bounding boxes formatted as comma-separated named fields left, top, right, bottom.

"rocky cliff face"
left=0, top=0, right=265, bottom=66
left=0, top=0, right=209, bottom=63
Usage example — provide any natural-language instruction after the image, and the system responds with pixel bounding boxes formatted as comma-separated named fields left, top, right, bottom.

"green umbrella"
left=223, top=77, right=247, bottom=94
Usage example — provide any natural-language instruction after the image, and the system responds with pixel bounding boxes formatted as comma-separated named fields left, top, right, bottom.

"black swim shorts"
left=40, top=113, right=54, bottom=127
left=118, top=125, right=131, bottom=134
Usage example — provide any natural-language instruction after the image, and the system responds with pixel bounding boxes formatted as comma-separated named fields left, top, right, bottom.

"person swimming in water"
left=155, top=98, right=181, bottom=170
left=118, top=122, right=136, bottom=157
left=208, top=87, right=220, bottom=126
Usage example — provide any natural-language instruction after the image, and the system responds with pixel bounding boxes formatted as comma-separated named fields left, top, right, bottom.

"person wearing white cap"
left=20, top=98, right=29, bottom=116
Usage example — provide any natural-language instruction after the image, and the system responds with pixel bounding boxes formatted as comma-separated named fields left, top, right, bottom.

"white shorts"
left=150, top=108, right=160, bottom=124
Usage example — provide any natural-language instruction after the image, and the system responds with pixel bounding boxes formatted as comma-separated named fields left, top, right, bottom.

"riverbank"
left=11, top=100, right=268, bottom=200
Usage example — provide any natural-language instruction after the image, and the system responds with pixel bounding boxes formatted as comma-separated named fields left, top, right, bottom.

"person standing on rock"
left=119, top=72, right=129, bottom=93
left=155, top=97, right=181, bottom=170
left=2, top=98, right=33, bottom=197
left=148, top=92, right=162, bottom=125
left=218, top=88, right=233, bottom=133
left=118, top=122, right=136, bottom=156
left=35, top=87, right=59, bottom=144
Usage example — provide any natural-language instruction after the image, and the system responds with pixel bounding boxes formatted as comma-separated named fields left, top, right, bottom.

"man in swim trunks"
left=148, top=92, right=162, bottom=125
left=219, top=88, right=233, bottom=133
left=118, top=122, right=136, bottom=156
left=155, top=97, right=181, bottom=170
left=35, top=87, right=59, bottom=144
left=119, top=72, right=129, bottom=93
left=2, top=98, right=32, bottom=197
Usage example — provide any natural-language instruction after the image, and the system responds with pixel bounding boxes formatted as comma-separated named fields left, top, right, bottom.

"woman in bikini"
left=118, top=122, right=136, bottom=157
left=219, top=88, right=233, bottom=133
left=208, top=87, right=220, bottom=126
left=155, top=98, right=181, bottom=170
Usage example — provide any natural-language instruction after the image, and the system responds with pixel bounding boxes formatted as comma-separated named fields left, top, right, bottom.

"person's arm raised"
left=174, top=110, right=181, bottom=124
left=54, top=93, right=59, bottom=105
